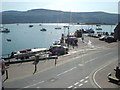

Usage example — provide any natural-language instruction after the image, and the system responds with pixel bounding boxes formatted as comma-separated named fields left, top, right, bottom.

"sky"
left=1, top=0, right=120, bottom=14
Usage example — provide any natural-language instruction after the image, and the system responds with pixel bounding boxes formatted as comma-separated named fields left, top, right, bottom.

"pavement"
left=2, top=36, right=118, bottom=88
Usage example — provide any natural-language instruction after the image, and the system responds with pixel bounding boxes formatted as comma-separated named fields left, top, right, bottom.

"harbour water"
left=1, top=23, right=116, bottom=57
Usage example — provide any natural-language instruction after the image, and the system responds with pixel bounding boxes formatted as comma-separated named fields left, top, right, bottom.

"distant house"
left=114, top=22, right=120, bottom=41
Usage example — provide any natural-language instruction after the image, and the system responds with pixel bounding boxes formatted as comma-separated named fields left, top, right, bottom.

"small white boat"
left=0, top=28, right=10, bottom=33
left=96, top=27, right=102, bottom=30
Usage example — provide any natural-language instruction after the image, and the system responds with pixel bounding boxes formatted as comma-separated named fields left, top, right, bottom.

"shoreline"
left=0, top=23, right=116, bottom=25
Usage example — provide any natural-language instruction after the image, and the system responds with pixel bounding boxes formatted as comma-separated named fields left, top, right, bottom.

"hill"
left=1, top=9, right=118, bottom=24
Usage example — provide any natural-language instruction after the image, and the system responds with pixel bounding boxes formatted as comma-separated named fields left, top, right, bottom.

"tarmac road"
left=4, top=43, right=118, bottom=89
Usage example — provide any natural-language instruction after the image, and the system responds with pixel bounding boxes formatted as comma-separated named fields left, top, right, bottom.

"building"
left=114, top=22, right=120, bottom=41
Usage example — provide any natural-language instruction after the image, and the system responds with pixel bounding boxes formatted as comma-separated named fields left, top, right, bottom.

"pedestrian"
left=82, top=36, right=84, bottom=43
left=72, top=40, right=75, bottom=49
left=74, top=39, right=78, bottom=47
left=33, top=54, right=39, bottom=74
left=81, top=31, right=84, bottom=43
left=0, top=57, right=5, bottom=90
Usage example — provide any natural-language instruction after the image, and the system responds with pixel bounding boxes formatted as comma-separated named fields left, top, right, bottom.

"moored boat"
left=29, top=25, right=33, bottom=27
left=40, top=28, right=47, bottom=31
left=63, top=26, right=69, bottom=28
left=96, top=27, right=102, bottom=30
left=0, top=28, right=10, bottom=33
left=55, top=27, right=61, bottom=29
left=12, top=48, right=47, bottom=59
left=96, top=24, right=101, bottom=26
left=6, top=38, right=11, bottom=42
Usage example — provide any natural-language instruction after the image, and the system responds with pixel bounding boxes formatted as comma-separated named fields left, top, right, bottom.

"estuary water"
left=1, top=23, right=116, bottom=57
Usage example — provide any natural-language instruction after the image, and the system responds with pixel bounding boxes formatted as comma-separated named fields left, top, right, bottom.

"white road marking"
left=80, top=79, right=84, bottom=82
left=93, top=53, right=114, bottom=89
left=78, top=64, right=84, bottom=66
left=74, top=82, right=79, bottom=85
left=68, top=85, right=73, bottom=88
left=85, top=76, right=89, bottom=79
left=50, top=79, right=55, bottom=82
left=63, top=46, right=106, bottom=62
left=63, top=46, right=99, bottom=57
left=84, top=52, right=112, bottom=64
left=71, top=51, right=77, bottom=54
left=93, top=65, right=106, bottom=88
left=85, top=57, right=98, bottom=64
left=23, top=81, right=44, bottom=88
left=74, top=87, right=77, bottom=88
left=79, top=83, right=83, bottom=87
left=85, top=61, right=89, bottom=63
left=57, top=67, right=77, bottom=76
left=84, top=80, right=88, bottom=83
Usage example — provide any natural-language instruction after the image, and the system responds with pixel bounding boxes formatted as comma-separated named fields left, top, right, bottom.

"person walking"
left=33, top=54, right=39, bottom=74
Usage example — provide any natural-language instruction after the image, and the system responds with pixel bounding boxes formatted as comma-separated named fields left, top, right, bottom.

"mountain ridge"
left=1, top=9, right=118, bottom=24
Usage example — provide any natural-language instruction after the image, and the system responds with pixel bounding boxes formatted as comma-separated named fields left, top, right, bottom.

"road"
left=4, top=44, right=118, bottom=89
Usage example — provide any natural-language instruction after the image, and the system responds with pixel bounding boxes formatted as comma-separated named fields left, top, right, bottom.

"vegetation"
left=1, top=9, right=118, bottom=24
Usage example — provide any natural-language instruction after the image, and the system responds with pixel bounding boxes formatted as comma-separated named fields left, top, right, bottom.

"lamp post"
left=67, top=26, right=70, bottom=50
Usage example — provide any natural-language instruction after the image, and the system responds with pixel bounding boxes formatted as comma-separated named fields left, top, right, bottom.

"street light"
left=67, top=26, right=70, bottom=50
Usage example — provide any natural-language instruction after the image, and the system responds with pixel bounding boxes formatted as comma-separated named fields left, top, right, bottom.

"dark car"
left=105, top=36, right=117, bottom=43
left=49, top=45, right=68, bottom=56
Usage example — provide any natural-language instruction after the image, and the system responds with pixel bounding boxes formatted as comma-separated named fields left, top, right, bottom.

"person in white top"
left=0, top=57, right=5, bottom=90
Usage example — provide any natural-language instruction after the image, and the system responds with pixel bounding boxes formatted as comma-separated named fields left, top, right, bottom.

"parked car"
left=99, top=35, right=106, bottom=41
left=49, top=45, right=68, bottom=56
left=105, top=36, right=117, bottom=43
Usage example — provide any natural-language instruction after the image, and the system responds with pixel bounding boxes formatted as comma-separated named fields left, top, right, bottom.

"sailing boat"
left=55, top=21, right=62, bottom=29
left=96, top=24, right=102, bottom=30
left=55, top=13, right=62, bottom=30
left=40, top=24, right=47, bottom=31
